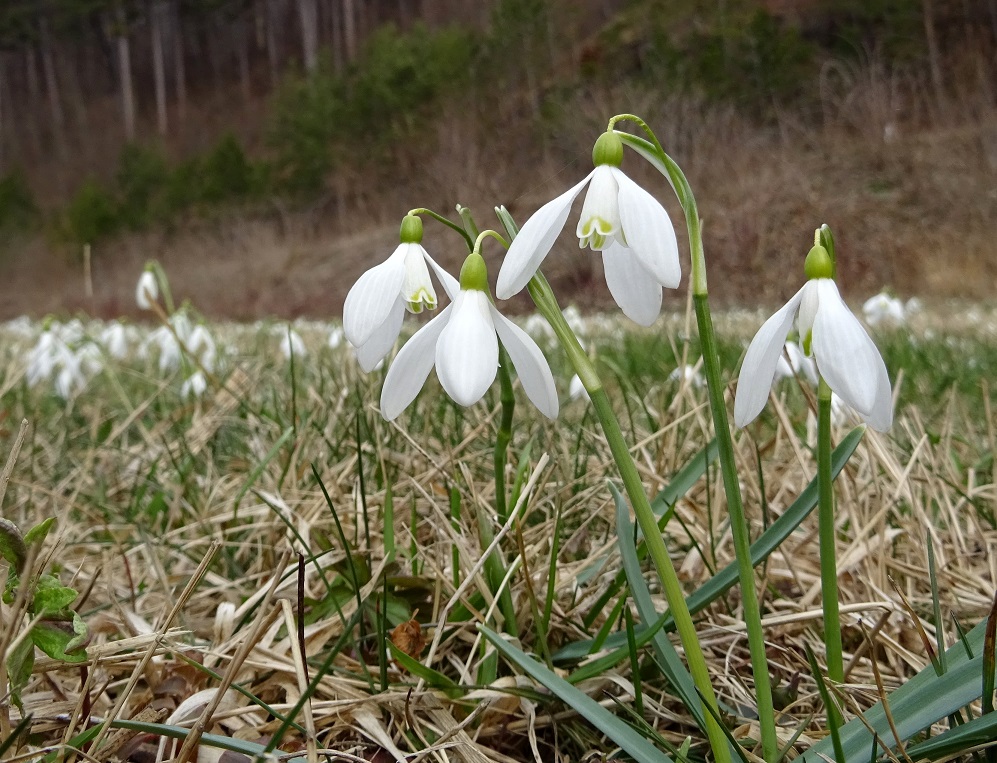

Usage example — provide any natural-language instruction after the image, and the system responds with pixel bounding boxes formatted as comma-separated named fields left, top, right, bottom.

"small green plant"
left=0, top=515, right=88, bottom=712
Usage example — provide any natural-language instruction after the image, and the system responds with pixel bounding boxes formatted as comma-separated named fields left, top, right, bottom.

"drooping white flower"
left=328, top=325, right=344, bottom=350
left=99, top=321, right=132, bottom=359
left=568, top=374, right=589, bottom=402
left=668, top=364, right=705, bottom=388
left=136, top=269, right=159, bottom=311
left=734, top=271, right=892, bottom=432
left=180, top=371, right=208, bottom=399
left=344, top=214, right=457, bottom=372
left=279, top=327, right=306, bottom=361
left=380, top=254, right=558, bottom=421
left=496, top=131, right=680, bottom=326
left=862, top=292, right=905, bottom=327
left=187, top=324, right=217, bottom=373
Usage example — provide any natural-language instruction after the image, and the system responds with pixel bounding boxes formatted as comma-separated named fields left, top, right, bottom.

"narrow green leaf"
left=905, top=710, right=997, bottom=760
left=557, top=426, right=866, bottom=663
left=387, top=641, right=460, bottom=696
left=481, top=625, right=674, bottom=763
left=805, top=645, right=844, bottom=763
left=610, top=483, right=710, bottom=734
left=802, top=619, right=987, bottom=762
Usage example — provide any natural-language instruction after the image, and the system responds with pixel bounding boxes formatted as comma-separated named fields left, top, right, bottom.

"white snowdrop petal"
left=355, top=298, right=405, bottom=372
left=436, top=292, right=498, bottom=407
left=491, top=306, right=559, bottom=419
left=613, top=168, right=682, bottom=289
left=343, top=248, right=407, bottom=347
left=425, top=255, right=460, bottom=301
left=812, top=280, right=890, bottom=424
left=380, top=305, right=452, bottom=420
left=496, top=173, right=592, bottom=299
left=601, top=244, right=662, bottom=326
left=734, top=286, right=807, bottom=427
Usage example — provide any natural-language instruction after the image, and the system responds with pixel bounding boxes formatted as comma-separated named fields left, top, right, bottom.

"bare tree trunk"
left=343, top=0, right=357, bottom=63
left=114, top=4, right=137, bottom=141
left=331, top=0, right=344, bottom=71
left=265, top=0, right=283, bottom=88
left=236, top=12, right=252, bottom=101
left=151, top=0, right=168, bottom=135
left=298, top=0, right=319, bottom=72
left=24, top=47, right=43, bottom=156
left=39, top=17, right=67, bottom=157
left=922, top=0, right=946, bottom=118
left=172, top=0, right=187, bottom=123
left=0, top=53, right=6, bottom=173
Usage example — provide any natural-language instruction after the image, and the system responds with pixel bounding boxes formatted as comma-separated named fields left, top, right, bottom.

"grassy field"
left=0, top=306, right=993, bottom=761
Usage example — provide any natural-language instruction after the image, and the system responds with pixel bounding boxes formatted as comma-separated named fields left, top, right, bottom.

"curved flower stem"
left=407, top=207, right=475, bottom=251
left=817, top=376, right=844, bottom=684
left=613, top=120, right=777, bottom=760
left=528, top=270, right=731, bottom=763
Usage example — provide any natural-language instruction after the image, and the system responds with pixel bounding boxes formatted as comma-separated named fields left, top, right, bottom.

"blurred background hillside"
left=0, top=0, right=994, bottom=318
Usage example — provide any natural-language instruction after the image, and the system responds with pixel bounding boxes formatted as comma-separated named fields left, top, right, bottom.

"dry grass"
left=0, top=313, right=992, bottom=761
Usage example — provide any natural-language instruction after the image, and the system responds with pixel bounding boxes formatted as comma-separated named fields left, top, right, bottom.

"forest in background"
left=0, top=0, right=994, bottom=318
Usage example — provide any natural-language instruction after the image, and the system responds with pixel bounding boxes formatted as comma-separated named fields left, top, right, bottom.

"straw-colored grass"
left=0, top=312, right=992, bottom=761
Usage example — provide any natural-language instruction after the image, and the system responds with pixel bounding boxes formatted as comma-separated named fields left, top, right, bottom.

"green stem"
left=494, top=344, right=515, bottom=523
left=407, top=207, right=474, bottom=251
left=528, top=271, right=730, bottom=763
left=474, top=497, right=519, bottom=639
left=695, top=295, right=778, bottom=761
left=817, top=377, right=844, bottom=685
left=614, top=115, right=777, bottom=758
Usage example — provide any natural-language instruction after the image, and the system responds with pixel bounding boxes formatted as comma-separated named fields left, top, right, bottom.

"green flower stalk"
left=608, top=115, right=779, bottom=761
left=735, top=229, right=893, bottom=688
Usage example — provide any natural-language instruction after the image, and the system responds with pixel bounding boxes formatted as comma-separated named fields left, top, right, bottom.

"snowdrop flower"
left=279, top=327, right=306, bottom=361
left=668, top=364, right=705, bottom=388
left=496, top=131, right=680, bottom=326
left=862, top=292, right=905, bottom=327
left=734, top=245, right=892, bottom=432
left=328, top=325, right=344, bottom=350
left=380, top=254, right=558, bottom=421
left=187, top=324, right=217, bottom=373
left=773, top=340, right=818, bottom=386
left=180, top=371, right=208, bottom=399
left=568, top=374, right=589, bottom=402
left=136, top=267, right=159, bottom=311
left=99, top=322, right=132, bottom=359
left=344, top=214, right=457, bottom=372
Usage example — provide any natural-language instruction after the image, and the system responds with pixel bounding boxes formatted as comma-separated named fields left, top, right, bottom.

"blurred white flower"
left=328, top=325, right=344, bottom=350
left=668, top=364, right=705, bottom=388
left=773, top=340, right=818, bottom=386
left=136, top=269, right=158, bottom=311
left=862, top=292, right=905, bottom=327
left=279, top=327, right=306, bottom=361
left=99, top=322, right=132, bottom=359
left=180, top=371, right=208, bottom=399
left=568, top=374, right=589, bottom=402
